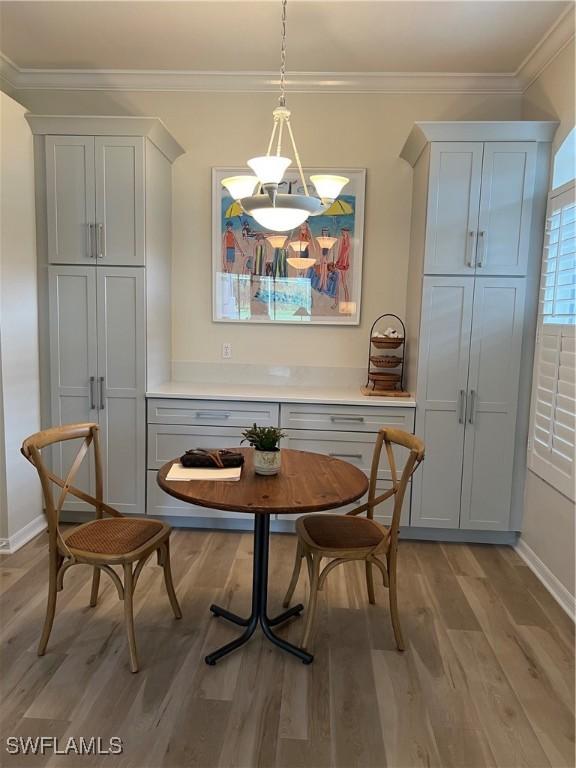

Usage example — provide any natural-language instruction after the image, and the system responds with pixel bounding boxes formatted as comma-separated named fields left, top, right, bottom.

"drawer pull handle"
left=89, top=376, right=96, bottom=410
left=195, top=411, right=231, bottom=419
left=330, top=416, right=365, bottom=423
left=329, top=453, right=363, bottom=460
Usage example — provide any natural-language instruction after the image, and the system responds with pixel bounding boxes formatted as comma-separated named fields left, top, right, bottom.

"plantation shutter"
left=528, top=182, right=575, bottom=500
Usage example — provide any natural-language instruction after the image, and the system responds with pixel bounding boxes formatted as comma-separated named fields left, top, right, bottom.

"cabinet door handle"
left=330, top=416, right=365, bottom=423
left=87, top=224, right=95, bottom=259
left=96, top=224, right=104, bottom=259
left=89, top=376, right=96, bottom=410
left=195, top=410, right=230, bottom=419
left=468, top=389, right=476, bottom=424
left=466, top=231, right=477, bottom=268
left=329, top=452, right=363, bottom=460
left=476, top=231, right=486, bottom=268
left=99, top=376, right=105, bottom=410
left=458, top=389, right=466, bottom=424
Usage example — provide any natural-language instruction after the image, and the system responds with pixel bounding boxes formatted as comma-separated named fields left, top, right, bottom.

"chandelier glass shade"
left=247, top=156, right=292, bottom=185
left=287, top=239, right=316, bottom=269
left=265, top=234, right=288, bottom=248
left=221, top=0, right=348, bottom=233
left=316, top=235, right=338, bottom=250
left=221, top=175, right=259, bottom=200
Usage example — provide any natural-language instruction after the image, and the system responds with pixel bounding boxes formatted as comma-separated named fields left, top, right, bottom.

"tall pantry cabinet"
left=28, top=116, right=184, bottom=516
left=401, top=122, right=557, bottom=535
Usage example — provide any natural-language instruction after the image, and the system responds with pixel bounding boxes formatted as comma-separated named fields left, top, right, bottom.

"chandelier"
left=221, top=0, right=349, bottom=232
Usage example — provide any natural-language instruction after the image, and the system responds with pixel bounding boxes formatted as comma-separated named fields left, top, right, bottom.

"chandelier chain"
left=279, top=0, right=287, bottom=107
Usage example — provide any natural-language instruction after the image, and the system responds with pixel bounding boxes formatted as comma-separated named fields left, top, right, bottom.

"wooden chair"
left=21, top=422, right=182, bottom=673
left=283, top=427, right=424, bottom=651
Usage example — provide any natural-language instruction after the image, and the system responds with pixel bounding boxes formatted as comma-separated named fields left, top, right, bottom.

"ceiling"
left=0, top=0, right=571, bottom=74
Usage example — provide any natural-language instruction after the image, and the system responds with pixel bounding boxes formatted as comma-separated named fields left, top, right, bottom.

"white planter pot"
left=253, top=449, right=281, bottom=476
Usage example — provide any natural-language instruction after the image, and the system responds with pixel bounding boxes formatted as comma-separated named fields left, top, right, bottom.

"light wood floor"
left=1, top=529, right=574, bottom=768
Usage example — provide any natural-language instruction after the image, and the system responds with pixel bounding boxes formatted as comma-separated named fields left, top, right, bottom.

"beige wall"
left=521, top=39, right=575, bottom=604
left=522, top=472, right=575, bottom=596
left=14, top=88, right=522, bottom=370
left=0, top=91, right=42, bottom=547
left=523, top=38, right=575, bottom=153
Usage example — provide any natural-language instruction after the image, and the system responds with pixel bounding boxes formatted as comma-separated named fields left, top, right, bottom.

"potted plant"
left=241, top=424, right=286, bottom=476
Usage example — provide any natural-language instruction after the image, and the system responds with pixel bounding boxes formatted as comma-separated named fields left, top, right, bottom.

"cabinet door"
left=95, top=137, right=145, bottom=265
left=424, top=142, right=483, bottom=275
left=460, top=278, right=525, bottom=530
left=48, top=266, right=98, bottom=509
left=476, top=142, right=536, bottom=276
left=45, top=136, right=95, bottom=264
left=97, top=268, right=146, bottom=514
left=411, top=277, right=474, bottom=528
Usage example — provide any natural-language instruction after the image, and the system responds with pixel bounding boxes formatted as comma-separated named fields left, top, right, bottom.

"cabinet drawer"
left=146, top=471, right=245, bottom=519
left=147, top=398, right=279, bottom=428
left=280, top=403, right=414, bottom=433
left=147, top=424, right=244, bottom=470
left=284, top=429, right=409, bottom=482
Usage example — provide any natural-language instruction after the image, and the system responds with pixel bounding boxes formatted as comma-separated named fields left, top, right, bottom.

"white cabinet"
left=411, top=278, right=474, bottom=527
left=96, top=268, right=146, bottom=514
left=412, top=276, right=526, bottom=530
left=45, top=134, right=145, bottom=265
left=30, top=115, right=184, bottom=521
left=49, top=265, right=146, bottom=514
left=424, top=140, right=537, bottom=276
left=48, top=266, right=97, bottom=510
left=477, top=143, right=536, bottom=276
left=146, top=398, right=416, bottom=526
left=45, top=136, right=95, bottom=265
left=95, top=137, right=145, bottom=266
left=425, top=142, right=483, bottom=275
left=402, top=121, right=554, bottom=533
left=460, top=278, right=525, bottom=529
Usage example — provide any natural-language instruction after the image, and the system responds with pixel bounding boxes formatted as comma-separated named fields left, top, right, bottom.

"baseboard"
left=0, top=514, right=47, bottom=555
left=515, top=538, right=576, bottom=622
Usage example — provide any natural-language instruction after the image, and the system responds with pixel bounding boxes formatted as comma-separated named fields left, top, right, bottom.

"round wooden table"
left=157, top=447, right=368, bottom=665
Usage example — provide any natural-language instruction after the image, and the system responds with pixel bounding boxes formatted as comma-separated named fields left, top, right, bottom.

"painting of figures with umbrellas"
left=212, top=167, right=366, bottom=324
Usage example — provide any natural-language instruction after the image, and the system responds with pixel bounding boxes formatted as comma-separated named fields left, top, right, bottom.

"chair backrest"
left=366, top=427, right=425, bottom=543
left=21, top=423, right=105, bottom=556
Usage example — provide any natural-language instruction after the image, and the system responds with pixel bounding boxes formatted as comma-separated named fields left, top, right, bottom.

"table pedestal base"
left=205, top=514, right=313, bottom=665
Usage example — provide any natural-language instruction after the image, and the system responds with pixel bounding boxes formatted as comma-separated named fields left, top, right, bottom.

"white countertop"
left=146, top=381, right=416, bottom=408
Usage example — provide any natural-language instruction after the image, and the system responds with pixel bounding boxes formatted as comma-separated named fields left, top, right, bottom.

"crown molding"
left=515, top=5, right=575, bottom=90
left=0, top=55, right=521, bottom=94
left=401, top=120, right=559, bottom=166
left=25, top=114, right=185, bottom=162
left=1, top=6, right=573, bottom=96
left=0, top=53, right=19, bottom=95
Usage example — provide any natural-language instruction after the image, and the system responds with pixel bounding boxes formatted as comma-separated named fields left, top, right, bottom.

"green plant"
left=241, top=424, right=286, bottom=452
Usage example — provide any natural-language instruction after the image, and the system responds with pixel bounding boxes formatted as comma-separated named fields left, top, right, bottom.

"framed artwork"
left=212, top=167, right=366, bottom=325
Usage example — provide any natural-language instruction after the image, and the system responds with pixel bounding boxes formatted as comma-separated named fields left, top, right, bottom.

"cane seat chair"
left=21, top=423, right=182, bottom=673
left=283, top=427, right=424, bottom=651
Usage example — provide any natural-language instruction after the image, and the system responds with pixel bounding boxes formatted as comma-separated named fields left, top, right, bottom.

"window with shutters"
left=528, top=180, right=575, bottom=500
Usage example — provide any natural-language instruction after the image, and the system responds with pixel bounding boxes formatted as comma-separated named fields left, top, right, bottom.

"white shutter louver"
left=528, top=183, right=576, bottom=500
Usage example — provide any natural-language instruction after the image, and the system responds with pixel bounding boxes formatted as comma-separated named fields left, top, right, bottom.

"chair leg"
left=365, top=560, right=376, bottom=605
left=302, top=554, right=322, bottom=651
left=160, top=541, right=182, bottom=620
left=283, top=538, right=304, bottom=608
left=387, top=553, right=405, bottom=652
left=123, top=563, right=139, bottom=673
left=38, top=552, right=61, bottom=656
left=89, top=567, right=101, bottom=607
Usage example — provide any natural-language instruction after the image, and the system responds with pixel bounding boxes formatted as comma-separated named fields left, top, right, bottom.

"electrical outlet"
left=222, top=342, right=232, bottom=359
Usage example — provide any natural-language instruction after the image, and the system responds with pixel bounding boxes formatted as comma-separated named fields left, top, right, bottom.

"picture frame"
left=212, top=167, right=366, bottom=325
